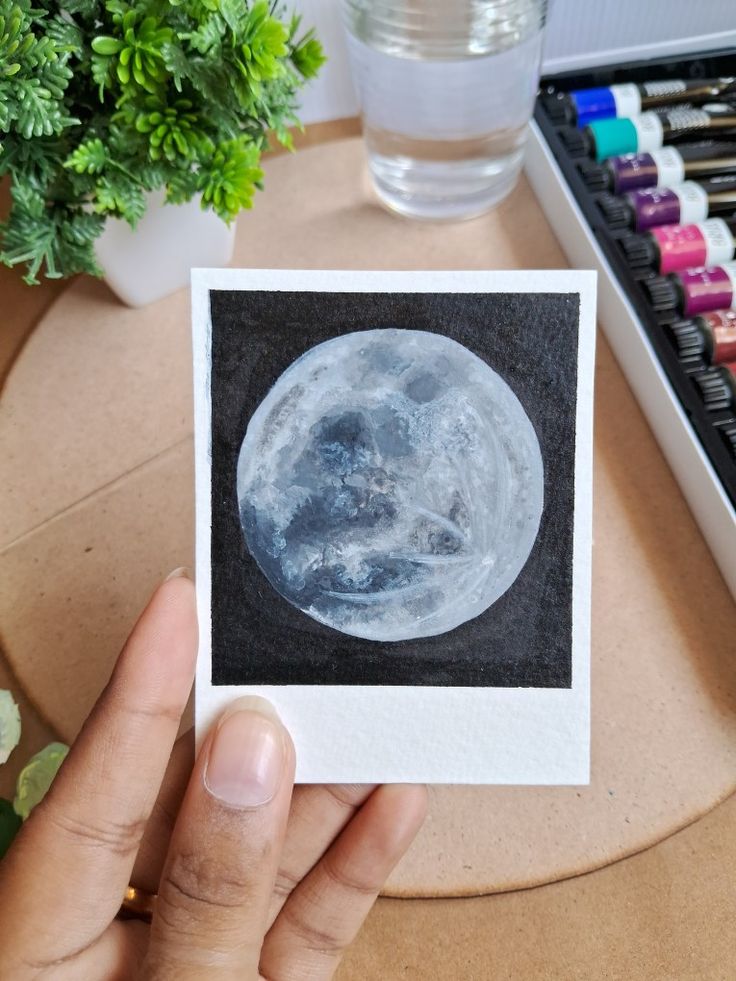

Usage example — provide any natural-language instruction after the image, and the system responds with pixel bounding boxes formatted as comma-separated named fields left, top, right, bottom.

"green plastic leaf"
left=182, top=13, right=223, bottom=54
left=0, top=799, right=22, bottom=859
left=292, top=33, right=327, bottom=80
left=13, top=742, right=69, bottom=820
left=0, top=690, right=21, bottom=765
left=13, top=78, right=78, bottom=139
left=165, top=165, right=198, bottom=204
left=93, top=175, right=146, bottom=226
left=64, top=0, right=101, bottom=15
left=91, top=36, right=123, bottom=56
left=220, top=0, right=245, bottom=34
left=198, top=137, right=263, bottom=223
left=90, top=51, right=112, bottom=99
left=44, top=14, right=85, bottom=55
left=64, top=137, right=107, bottom=175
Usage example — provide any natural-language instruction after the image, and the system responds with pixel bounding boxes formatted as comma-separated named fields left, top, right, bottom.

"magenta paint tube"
left=543, top=78, right=736, bottom=128
left=644, top=261, right=736, bottom=318
left=621, top=217, right=736, bottom=274
left=693, top=360, right=736, bottom=412
left=670, top=308, right=736, bottom=366
left=579, top=143, right=736, bottom=194
left=598, top=176, right=736, bottom=232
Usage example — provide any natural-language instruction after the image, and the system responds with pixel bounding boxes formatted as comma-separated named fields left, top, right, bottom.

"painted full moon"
left=237, top=329, right=544, bottom=642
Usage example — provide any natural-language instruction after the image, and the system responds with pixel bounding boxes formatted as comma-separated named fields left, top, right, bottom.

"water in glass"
left=342, top=0, right=548, bottom=220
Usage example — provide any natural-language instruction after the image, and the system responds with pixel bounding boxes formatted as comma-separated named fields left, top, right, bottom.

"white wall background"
left=294, top=0, right=736, bottom=124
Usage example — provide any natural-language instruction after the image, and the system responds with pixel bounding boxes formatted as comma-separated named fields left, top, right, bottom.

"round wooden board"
left=1, top=137, right=735, bottom=898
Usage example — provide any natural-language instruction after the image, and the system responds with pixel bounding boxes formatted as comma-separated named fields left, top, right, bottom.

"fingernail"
left=165, top=566, right=190, bottom=582
left=204, top=698, right=284, bottom=808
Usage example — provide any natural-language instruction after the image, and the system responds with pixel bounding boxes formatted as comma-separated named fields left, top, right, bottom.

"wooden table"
left=1, top=132, right=735, bottom=977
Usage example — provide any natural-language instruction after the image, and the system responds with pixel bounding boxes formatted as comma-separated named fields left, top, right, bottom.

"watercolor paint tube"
left=620, top=217, right=736, bottom=274
left=715, top=418, right=736, bottom=459
left=563, top=108, right=736, bottom=162
left=544, top=78, right=736, bottom=129
left=579, top=143, right=736, bottom=194
left=670, top=308, right=736, bottom=366
left=599, top=176, right=736, bottom=232
left=644, top=261, right=736, bottom=318
left=693, top=360, right=736, bottom=412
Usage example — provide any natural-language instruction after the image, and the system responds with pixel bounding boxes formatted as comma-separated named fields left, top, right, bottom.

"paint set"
left=525, top=49, right=736, bottom=597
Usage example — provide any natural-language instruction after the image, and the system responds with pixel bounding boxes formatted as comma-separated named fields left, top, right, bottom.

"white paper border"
left=192, top=269, right=596, bottom=784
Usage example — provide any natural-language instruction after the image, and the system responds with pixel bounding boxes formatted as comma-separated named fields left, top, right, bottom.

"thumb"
left=143, top=697, right=295, bottom=979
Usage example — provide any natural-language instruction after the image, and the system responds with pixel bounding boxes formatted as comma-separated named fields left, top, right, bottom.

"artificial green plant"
left=0, top=0, right=325, bottom=284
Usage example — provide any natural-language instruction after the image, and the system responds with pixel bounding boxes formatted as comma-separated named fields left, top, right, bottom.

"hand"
left=0, top=572, right=427, bottom=979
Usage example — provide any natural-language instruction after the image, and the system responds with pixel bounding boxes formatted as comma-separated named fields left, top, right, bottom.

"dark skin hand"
left=0, top=571, right=428, bottom=979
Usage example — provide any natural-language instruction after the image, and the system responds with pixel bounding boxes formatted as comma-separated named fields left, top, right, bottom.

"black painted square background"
left=210, top=289, right=579, bottom=688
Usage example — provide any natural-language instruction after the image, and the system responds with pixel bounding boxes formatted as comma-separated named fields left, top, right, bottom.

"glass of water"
left=341, top=0, right=548, bottom=221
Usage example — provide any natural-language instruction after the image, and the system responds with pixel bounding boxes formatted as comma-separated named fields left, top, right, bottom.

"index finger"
left=0, top=572, right=197, bottom=965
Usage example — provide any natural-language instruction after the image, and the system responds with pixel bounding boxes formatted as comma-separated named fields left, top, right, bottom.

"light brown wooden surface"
left=339, top=790, right=736, bottom=981
left=0, top=177, right=62, bottom=801
left=1, top=138, right=735, bottom=977
left=2, top=138, right=735, bottom=901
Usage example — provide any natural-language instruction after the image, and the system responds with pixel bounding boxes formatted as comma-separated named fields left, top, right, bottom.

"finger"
left=260, top=784, right=428, bottom=981
left=144, top=697, right=295, bottom=979
left=0, top=573, right=197, bottom=966
left=0, top=920, right=150, bottom=981
left=267, top=784, right=377, bottom=929
left=131, top=729, right=194, bottom=894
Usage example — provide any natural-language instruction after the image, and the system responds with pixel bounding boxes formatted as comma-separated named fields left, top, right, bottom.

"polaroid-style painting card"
left=192, top=269, right=596, bottom=784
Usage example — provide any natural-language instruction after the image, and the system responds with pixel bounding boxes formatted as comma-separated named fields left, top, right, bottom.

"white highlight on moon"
left=237, top=329, right=544, bottom=642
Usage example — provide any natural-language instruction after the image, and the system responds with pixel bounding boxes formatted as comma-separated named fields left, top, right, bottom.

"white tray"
left=525, top=118, right=736, bottom=598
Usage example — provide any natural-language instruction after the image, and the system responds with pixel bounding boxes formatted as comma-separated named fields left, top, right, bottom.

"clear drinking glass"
left=341, top=0, right=548, bottom=221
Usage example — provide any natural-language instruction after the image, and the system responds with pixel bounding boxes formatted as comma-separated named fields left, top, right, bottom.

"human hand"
left=0, top=572, right=427, bottom=979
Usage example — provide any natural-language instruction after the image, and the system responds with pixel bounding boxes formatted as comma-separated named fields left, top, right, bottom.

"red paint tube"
left=670, top=308, right=736, bottom=365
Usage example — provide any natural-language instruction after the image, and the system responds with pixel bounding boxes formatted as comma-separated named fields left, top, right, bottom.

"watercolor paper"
left=192, top=269, right=596, bottom=784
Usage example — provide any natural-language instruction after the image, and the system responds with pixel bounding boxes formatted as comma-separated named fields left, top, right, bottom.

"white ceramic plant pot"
left=94, top=189, right=236, bottom=307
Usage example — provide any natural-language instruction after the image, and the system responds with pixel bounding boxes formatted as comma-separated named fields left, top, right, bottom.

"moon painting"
left=207, top=286, right=579, bottom=689
left=195, top=271, right=595, bottom=784
left=236, top=329, right=544, bottom=642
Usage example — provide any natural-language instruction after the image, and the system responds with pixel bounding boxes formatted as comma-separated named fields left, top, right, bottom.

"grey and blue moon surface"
left=236, top=329, right=544, bottom=642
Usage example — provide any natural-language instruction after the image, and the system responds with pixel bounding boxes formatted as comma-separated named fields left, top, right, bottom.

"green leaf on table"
left=13, top=742, right=69, bottom=820
left=0, top=799, right=22, bottom=859
left=0, top=690, right=21, bottom=765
